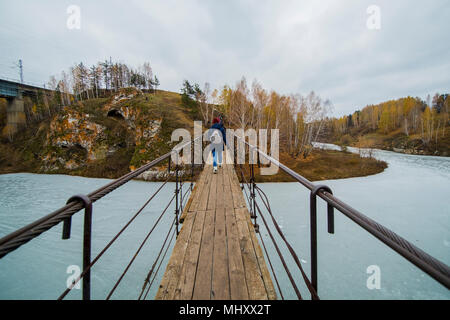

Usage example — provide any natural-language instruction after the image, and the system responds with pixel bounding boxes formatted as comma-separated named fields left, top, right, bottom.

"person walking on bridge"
left=208, top=117, right=226, bottom=174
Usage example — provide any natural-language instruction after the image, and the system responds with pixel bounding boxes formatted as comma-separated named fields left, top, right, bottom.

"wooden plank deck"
left=155, top=151, right=277, bottom=300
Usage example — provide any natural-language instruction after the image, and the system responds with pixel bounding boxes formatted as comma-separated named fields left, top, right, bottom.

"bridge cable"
left=106, top=192, right=176, bottom=299
left=254, top=202, right=303, bottom=299
left=237, top=163, right=290, bottom=299
left=138, top=216, right=177, bottom=300
left=0, top=152, right=175, bottom=258
left=257, top=231, right=285, bottom=300
left=237, top=160, right=319, bottom=299
left=255, top=186, right=319, bottom=299
left=142, top=229, right=177, bottom=300
left=57, top=176, right=171, bottom=300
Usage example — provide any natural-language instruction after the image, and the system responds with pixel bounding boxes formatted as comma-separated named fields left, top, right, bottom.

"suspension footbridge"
left=0, top=136, right=449, bottom=300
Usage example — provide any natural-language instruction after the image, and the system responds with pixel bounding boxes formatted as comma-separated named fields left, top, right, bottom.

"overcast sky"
left=0, top=0, right=449, bottom=116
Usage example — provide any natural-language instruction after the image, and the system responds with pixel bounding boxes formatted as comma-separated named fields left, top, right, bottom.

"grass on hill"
left=0, top=89, right=387, bottom=182
left=236, top=149, right=387, bottom=183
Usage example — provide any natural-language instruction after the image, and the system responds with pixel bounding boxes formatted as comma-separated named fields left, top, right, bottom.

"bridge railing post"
left=250, top=163, right=259, bottom=233
left=62, top=194, right=93, bottom=301
left=309, top=185, right=334, bottom=299
left=175, top=165, right=180, bottom=236
left=190, top=140, right=194, bottom=191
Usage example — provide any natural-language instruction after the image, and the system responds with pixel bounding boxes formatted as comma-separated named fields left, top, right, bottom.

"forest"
left=323, top=94, right=450, bottom=155
left=181, top=77, right=332, bottom=159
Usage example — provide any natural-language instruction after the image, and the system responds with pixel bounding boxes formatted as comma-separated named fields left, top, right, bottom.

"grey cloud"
left=0, top=0, right=448, bottom=116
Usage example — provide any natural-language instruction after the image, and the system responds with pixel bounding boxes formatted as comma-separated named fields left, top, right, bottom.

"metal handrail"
left=232, top=132, right=450, bottom=290
left=0, top=136, right=201, bottom=259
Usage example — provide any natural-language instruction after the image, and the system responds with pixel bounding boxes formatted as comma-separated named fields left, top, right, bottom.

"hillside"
left=0, top=89, right=200, bottom=179
left=322, top=95, right=450, bottom=156
left=0, top=88, right=387, bottom=182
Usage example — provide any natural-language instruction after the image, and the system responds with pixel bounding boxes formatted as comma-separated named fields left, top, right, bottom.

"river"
left=0, top=145, right=449, bottom=300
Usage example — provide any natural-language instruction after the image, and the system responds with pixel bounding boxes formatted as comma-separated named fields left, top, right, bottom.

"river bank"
left=327, top=127, right=450, bottom=157
left=0, top=147, right=387, bottom=183
left=0, top=143, right=448, bottom=299
left=237, top=148, right=387, bottom=183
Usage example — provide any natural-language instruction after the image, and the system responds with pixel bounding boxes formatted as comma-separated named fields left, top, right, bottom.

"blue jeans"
left=212, top=144, right=223, bottom=167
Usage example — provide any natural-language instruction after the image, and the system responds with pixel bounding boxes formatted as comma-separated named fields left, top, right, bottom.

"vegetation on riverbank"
left=0, top=88, right=386, bottom=182
left=322, top=95, right=450, bottom=156
left=237, top=149, right=387, bottom=183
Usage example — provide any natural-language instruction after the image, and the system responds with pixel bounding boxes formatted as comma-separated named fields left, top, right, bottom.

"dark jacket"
left=209, top=122, right=227, bottom=146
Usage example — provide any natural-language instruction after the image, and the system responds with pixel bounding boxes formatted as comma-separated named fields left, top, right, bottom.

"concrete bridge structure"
left=0, top=78, right=51, bottom=135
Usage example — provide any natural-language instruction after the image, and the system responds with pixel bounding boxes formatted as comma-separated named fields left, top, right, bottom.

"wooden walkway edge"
left=155, top=151, right=277, bottom=300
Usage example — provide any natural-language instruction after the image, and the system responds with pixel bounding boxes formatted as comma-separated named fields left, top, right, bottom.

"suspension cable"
left=106, top=192, right=176, bottom=300
left=57, top=177, right=170, bottom=300
left=233, top=133, right=450, bottom=289
left=138, top=216, right=176, bottom=300
left=142, top=229, right=176, bottom=300
left=257, top=231, right=284, bottom=300
left=255, top=186, right=319, bottom=299
left=254, top=202, right=303, bottom=299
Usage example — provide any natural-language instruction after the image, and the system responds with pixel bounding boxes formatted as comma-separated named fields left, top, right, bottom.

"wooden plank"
left=157, top=161, right=276, bottom=301
left=197, top=168, right=212, bottom=211
left=215, top=165, right=224, bottom=209
left=211, top=207, right=230, bottom=299
left=192, top=209, right=215, bottom=299
left=155, top=210, right=197, bottom=299
left=235, top=207, right=268, bottom=300
left=245, top=215, right=278, bottom=300
left=227, top=165, right=247, bottom=209
left=172, top=210, right=207, bottom=299
left=188, top=168, right=208, bottom=212
left=225, top=207, right=249, bottom=300
left=207, top=169, right=217, bottom=210
left=179, top=185, right=195, bottom=223
left=222, top=165, right=234, bottom=210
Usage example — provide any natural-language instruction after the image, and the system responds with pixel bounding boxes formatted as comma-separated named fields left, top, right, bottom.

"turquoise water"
left=0, top=146, right=449, bottom=299
left=0, top=175, right=177, bottom=300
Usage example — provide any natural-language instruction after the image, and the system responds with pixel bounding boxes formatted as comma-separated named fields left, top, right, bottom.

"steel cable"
left=254, top=203, right=303, bottom=299
left=255, top=186, right=319, bottom=299
left=57, top=177, right=170, bottom=300
left=138, top=217, right=176, bottom=300
left=257, top=231, right=285, bottom=300
left=106, top=193, right=176, bottom=299
left=142, top=230, right=176, bottom=300
left=0, top=137, right=201, bottom=259
left=233, top=133, right=450, bottom=289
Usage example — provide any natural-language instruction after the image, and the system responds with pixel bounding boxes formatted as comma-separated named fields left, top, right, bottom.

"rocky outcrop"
left=39, top=88, right=163, bottom=174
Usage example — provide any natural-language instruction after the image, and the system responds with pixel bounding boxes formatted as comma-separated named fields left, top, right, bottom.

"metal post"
left=309, top=185, right=334, bottom=299
left=250, top=163, right=259, bottom=233
left=168, top=156, right=171, bottom=174
left=63, top=194, right=93, bottom=300
left=180, top=180, right=183, bottom=215
left=191, top=140, right=194, bottom=191
left=233, top=138, right=237, bottom=166
left=175, top=165, right=179, bottom=236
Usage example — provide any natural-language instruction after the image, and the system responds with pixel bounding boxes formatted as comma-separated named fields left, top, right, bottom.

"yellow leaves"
left=1, top=124, right=15, bottom=140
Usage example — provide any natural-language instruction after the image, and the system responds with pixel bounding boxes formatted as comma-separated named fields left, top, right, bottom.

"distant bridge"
left=0, top=78, right=52, bottom=135
left=0, top=77, right=50, bottom=98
